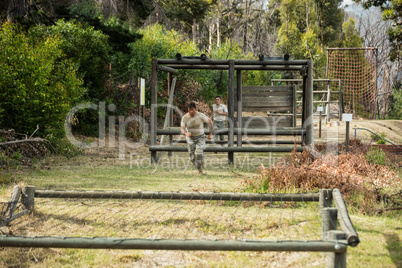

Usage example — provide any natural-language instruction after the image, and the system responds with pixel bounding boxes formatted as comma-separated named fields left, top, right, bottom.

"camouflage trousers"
left=186, top=134, right=206, bottom=170
left=213, top=120, right=226, bottom=143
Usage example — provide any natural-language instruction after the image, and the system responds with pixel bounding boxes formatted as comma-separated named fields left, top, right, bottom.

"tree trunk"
left=320, top=1, right=324, bottom=52
left=208, top=20, right=215, bottom=52
left=216, top=2, right=221, bottom=47
left=7, top=0, right=26, bottom=21
left=192, top=18, right=197, bottom=45
left=216, top=19, right=221, bottom=47
left=243, top=0, right=249, bottom=54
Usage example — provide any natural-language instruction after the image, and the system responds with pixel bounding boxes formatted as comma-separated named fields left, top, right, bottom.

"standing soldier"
left=181, top=102, right=213, bottom=175
left=212, top=96, right=228, bottom=145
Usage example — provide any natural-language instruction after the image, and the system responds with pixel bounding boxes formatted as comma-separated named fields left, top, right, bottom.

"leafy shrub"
left=47, top=135, right=82, bottom=159
left=0, top=22, right=85, bottom=138
left=370, top=132, right=387, bottom=145
left=365, top=147, right=386, bottom=166
left=46, top=20, right=111, bottom=101
left=387, top=81, right=402, bottom=119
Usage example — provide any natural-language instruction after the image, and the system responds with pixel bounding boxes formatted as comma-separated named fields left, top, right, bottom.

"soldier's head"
left=215, top=96, right=222, bottom=105
left=188, top=102, right=197, bottom=117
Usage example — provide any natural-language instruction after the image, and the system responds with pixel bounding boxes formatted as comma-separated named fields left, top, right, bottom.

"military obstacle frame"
left=149, top=55, right=314, bottom=163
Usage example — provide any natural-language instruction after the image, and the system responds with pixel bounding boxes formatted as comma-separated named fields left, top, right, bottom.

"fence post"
left=319, top=189, right=333, bottom=208
left=320, top=189, right=335, bottom=241
left=21, top=186, right=35, bottom=210
left=327, top=230, right=347, bottom=268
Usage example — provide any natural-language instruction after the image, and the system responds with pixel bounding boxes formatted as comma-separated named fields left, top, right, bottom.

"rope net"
left=4, top=189, right=323, bottom=243
left=327, top=48, right=377, bottom=119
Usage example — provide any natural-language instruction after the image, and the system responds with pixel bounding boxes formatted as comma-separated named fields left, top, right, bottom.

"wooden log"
left=0, top=236, right=346, bottom=252
left=333, top=189, right=360, bottom=247
left=34, top=190, right=319, bottom=202
left=0, top=210, right=29, bottom=227
left=242, top=86, right=293, bottom=92
left=3, top=186, right=20, bottom=218
left=149, top=146, right=304, bottom=153
left=156, top=127, right=305, bottom=135
left=21, top=186, right=35, bottom=210
left=239, top=107, right=293, bottom=112
left=236, top=117, right=293, bottom=128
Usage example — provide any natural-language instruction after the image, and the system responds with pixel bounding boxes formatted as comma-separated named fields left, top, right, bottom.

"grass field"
left=0, top=143, right=401, bottom=267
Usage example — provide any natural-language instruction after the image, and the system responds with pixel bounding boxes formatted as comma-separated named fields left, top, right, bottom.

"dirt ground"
left=314, top=119, right=402, bottom=145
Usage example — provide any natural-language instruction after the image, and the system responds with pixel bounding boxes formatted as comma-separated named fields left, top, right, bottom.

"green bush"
left=387, top=81, right=402, bottom=119
left=46, top=20, right=111, bottom=101
left=370, top=132, right=387, bottom=145
left=0, top=22, right=85, bottom=138
left=365, top=147, right=386, bottom=166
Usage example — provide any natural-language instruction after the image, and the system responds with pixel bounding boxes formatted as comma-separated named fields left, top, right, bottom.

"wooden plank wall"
left=235, top=86, right=295, bottom=128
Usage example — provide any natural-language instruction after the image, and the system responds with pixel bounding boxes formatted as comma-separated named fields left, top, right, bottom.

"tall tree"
left=6, top=0, right=26, bottom=21
left=313, top=0, right=343, bottom=51
left=159, top=0, right=211, bottom=46
left=341, top=18, right=363, bottom=47
left=354, top=0, right=402, bottom=61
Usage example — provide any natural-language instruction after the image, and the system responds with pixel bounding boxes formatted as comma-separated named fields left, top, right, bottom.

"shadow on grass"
left=384, top=232, right=401, bottom=267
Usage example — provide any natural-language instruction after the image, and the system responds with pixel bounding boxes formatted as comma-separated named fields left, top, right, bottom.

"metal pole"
left=237, top=69, right=242, bottom=147
left=151, top=59, right=158, bottom=163
left=168, top=73, right=173, bottom=157
left=156, top=128, right=305, bottom=135
left=35, top=190, right=320, bottom=202
left=0, top=236, right=347, bottom=252
left=228, top=60, right=235, bottom=164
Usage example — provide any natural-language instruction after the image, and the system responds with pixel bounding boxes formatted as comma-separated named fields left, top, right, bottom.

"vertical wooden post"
left=319, top=189, right=333, bottom=208
left=167, top=73, right=173, bottom=157
left=236, top=69, right=242, bottom=147
left=21, top=186, right=35, bottom=210
left=346, top=121, right=350, bottom=152
left=6, top=186, right=21, bottom=217
left=302, top=75, right=307, bottom=133
left=228, top=60, right=235, bottom=164
left=138, top=78, right=142, bottom=132
left=321, top=208, right=338, bottom=240
left=151, top=59, right=158, bottom=163
left=305, top=60, right=314, bottom=146
left=326, top=80, right=331, bottom=124
left=320, top=189, right=344, bottom=268
left=374, top=48, right=378, bottom=119
left=319, top=111, right=322, bottom=138
left=293, top=85, right=297, bottom=127
left=339, top=80, right=343, bottom=121
left=327, top=231, right=347, bottom=268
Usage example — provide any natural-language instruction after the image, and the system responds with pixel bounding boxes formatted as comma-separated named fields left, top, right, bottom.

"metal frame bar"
left=272, top=78, right=343, bottom=123
left=0, top=187, right=355, bottom=267
left=156, top=128, right=305, bottom=135
left=150, top=57, right=315, bottom=163
left=0, top=236, right=347, bottom=252
left=34, top=190, right=319, bottom=201
left=149, top=146, right=304, bottom=153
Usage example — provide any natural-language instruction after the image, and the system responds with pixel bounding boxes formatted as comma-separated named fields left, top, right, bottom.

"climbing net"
left=327, top=48, right=377, bottom=119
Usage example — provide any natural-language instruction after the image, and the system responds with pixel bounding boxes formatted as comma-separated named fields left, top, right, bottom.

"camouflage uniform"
left=181, top=112, right=210, bottom=172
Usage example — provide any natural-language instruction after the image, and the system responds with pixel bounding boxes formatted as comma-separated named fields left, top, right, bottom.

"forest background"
left=0, top=0, right=401, bottom=149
